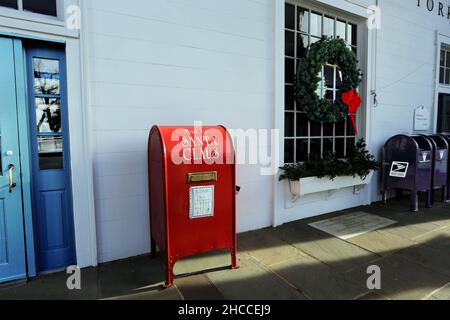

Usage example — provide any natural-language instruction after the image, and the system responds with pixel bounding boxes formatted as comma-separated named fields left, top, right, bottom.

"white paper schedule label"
left=189, top=186, right=214, bottom=219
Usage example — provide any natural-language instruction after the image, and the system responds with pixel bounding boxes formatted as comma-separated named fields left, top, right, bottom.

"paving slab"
left=175, top=274, right=224, bottom=300
left=0, top=267, right=99, bottom=300
left=270, top=253, right=366, bottom=300
left=426, top=283, right=450, bottom=300
left=174, top=250, right=249, bottom=276
left=347, top=230, right=416, bottom=256
left=274, top=224, right=378, bottom=272
left=368, top=201, right=450, bottom=228
left=395, top=244, right=450, bottom=278
left=356, top=291, right=389, bottom=300
left=347, top=254, right=450, bottom=300
left=206, top=258, right=307, bottom=300
left=238, top=229, right=304, bottom=266
left=103, top=285, right=182, bottom=300
left=381, top=220, right=443, bottom=241
left=98, top=255, right=166, bottom=299
left=412, top=226, right=450, bottom=251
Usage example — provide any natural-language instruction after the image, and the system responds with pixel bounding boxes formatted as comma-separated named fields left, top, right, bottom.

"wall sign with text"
left=417, top=0, right=450, bottom=20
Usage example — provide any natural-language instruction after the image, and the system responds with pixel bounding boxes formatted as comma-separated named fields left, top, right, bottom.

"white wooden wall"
left=85, top=0, right=275, bottom=263
left=84, top=0, right=450, bottom=263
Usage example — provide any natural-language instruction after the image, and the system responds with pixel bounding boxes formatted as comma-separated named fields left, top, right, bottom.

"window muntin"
left=0, top=0, right=58, bottom=17
left=284, top=2, right=359, bottom=163
left=440, top=47, right=450, bottom=85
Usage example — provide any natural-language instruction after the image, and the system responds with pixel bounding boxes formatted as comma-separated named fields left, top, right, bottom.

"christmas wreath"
left=296, top=38, right=362, bottom=125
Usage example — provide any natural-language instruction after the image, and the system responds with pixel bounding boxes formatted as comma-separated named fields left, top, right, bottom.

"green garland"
left=296, top=38, right=362, bottom=123
left=279, top=139, right=380, bottom=181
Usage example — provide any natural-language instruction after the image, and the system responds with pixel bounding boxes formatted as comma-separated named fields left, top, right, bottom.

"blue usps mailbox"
left=382, top=135, right=433, bottom=212
left=420, top=134, right=448, bottom=204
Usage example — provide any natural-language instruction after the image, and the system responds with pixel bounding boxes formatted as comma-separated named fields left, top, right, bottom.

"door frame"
left=1, top=25, right=97, bottom=276
left=26, top=43, right=77, bottom=272
left=433, top=32, right=450, bottom=133
left=13, top=38, right=37, bottom=277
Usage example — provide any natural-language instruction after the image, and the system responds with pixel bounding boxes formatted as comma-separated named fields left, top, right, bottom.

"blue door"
left=0, top=38, right=27, bottom=283
left=26, top=45, right=76, bottom=272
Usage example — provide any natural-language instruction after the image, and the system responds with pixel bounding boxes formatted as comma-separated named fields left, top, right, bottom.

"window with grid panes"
left=0, top=0, right=57, bottom=16
left=285, top=2, right=359, bottom=163
left=440, top=47, right=450, bottom=85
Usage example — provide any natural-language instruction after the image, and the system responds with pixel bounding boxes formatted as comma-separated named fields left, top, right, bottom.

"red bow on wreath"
left=341, top=89, right=361, bottom=135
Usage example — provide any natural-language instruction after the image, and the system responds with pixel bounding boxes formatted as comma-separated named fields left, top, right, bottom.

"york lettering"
left=417, top=0, right=450, bottom=19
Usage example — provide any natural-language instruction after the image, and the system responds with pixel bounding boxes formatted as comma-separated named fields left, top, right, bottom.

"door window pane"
left=438, top=94, right=450, bottom=133
left=23, top=0, right=57, bottom=16
left=336, top=20, right=346, bottom=40
left=348, top=23, right=357, bottom=46
left=310, top=139, right=321, bottom=158
left=38, top=136, right=63, bottom=170
left=335, top=138, right=345, bottom=158
left=296, top=139, right=308, bottom=162
left=335, top=120, right=346, bottom=136
left=324, top=65, right=334, bottom=88
left=285, top=112, right=295, bottom=137
left=33, top=58, right=60, bottom=95
left=296, top=113, right=308, bottom=137
left=0, top=0, right=17, bottom=9
left=310, top=12, right=322, bottom=37
left=297, top=7, right=309, bottom=33
left=284, top=139, right=294, bottom=163
left=285, top=85, right=294, bottom=110
left=285, top=3, right=295, bottom=30
left=36, top=98, right=61, bottom=133
left=285, top=31, right=295, bottom=57
left=297, top=34, right=308, bottom=59
left=323, top=16, right=334, bottom=38
left=285, top=58, right=295, bottom=84
left=323, top=138, right=333, bottom=156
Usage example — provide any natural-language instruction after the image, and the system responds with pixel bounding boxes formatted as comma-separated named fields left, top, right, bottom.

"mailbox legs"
left=410, top=190, right=419, bottom=212
left=230, top=247, right=239, bottom=270
left=150, top=238, right=157, bottom=258
left=441, top=186, right=448, bottom=203
left=425, top=190, right=432, bottom=208
left=165, top=256, right=175, bottom=288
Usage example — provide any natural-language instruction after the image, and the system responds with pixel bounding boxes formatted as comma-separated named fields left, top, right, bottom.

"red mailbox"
left=148, top=125, right=238, bottom=287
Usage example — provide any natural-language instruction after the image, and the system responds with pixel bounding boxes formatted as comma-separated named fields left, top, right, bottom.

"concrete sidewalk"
left=1, top=198, right=450, bottom=300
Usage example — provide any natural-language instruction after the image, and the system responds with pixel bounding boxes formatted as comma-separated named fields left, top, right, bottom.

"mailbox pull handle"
left=236, top=186, right=241, bottom=195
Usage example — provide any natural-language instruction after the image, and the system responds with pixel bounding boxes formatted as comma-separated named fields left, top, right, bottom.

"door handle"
left=8, top=164, right=17, bottom=193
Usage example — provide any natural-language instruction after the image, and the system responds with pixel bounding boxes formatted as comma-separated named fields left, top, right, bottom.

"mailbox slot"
left=187, top=171, right=218, bottom=183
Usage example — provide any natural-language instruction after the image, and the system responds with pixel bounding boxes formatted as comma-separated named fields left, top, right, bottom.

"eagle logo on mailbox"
left=389, top=161, right=409, bottom=178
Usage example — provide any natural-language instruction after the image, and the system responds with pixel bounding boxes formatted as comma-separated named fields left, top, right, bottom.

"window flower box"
left=289, top=170, right=374, bottom=198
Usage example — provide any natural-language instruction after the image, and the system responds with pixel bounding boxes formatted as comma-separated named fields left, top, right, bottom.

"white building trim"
left=272, top=0, right=374, bottom=227
left=0, top=0, right=97, bottom=268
